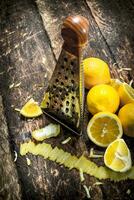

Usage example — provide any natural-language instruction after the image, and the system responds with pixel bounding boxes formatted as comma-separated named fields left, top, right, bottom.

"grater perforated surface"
left=41, top=15, right=89, bottom=135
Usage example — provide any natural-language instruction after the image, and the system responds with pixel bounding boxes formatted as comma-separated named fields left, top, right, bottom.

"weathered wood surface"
left=0, top=0, right=134, bottom=199
left=0, top=96, right=21, bottom=200
left=86, top=0, right=134, bottom=82
left=0, top=0, right=101, bottom=199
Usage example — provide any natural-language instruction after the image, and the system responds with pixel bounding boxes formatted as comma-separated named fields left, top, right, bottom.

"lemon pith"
left=87, top=112, right=123, bottom=147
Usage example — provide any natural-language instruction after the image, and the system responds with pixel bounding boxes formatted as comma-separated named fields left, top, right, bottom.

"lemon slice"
left=118, top=82, right=134, bottom=106
left=20, top=98, right=43, bottom=118
left=104, top=139, right=132, bottom=172
left=87, top=112, right=123, bottom=147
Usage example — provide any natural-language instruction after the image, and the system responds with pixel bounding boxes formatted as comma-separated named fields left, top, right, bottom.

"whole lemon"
left=83, top=57, right=111, bottom=89
left=118, top=103, right=134, bottom=137
left=87, top=84, right=120, bottom=115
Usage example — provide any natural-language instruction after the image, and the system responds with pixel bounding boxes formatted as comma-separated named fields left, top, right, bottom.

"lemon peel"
left=20, top=141, right=134, bottom=181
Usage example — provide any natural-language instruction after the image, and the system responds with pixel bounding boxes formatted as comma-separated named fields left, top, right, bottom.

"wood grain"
left=0, top=96, right=21, bottom=200
left=0, top=0, right=102, bottom=199
left=86, top=0, right=134, bottom=83
left=0, top=0, right=134, bottom=199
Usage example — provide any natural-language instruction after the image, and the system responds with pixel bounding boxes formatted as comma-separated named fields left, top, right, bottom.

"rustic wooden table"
left=0, top=0, right=134, bottom=199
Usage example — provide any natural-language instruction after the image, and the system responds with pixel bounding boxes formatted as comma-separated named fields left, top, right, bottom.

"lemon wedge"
left=104, top=139, right=132, bottom=172
left=20, top=98, right=43, bottom=118
left=118, top=82, right=134, bottom=106
left=87, top=112, right=123, bottom=147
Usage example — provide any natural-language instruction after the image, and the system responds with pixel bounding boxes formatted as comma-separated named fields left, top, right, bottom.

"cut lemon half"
left=20, top=98, right=43, bottom=118
left=104, top=139, right=132, bottom=172
left=87, top=112, right=123, bottom=147
left=118, top=82, right=134, bottom=106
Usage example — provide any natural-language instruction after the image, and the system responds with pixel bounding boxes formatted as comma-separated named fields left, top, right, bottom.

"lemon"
left=87, top=84, right=120, bottom=115
left=109, top=78, right=123, bottom=91
left=118, top=103, right=134, bottom=137
left=87, top=112, right=123, bottom=147
left=20, top=98, right=43, bottom=118
left=118, top=82, right=134, bottom=106
left=104, top=139, right=132, bottom=172
left=83, top=57, right=111, bottom=89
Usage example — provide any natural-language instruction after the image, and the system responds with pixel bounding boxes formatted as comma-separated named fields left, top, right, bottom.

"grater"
left=41, top=15, right=89, bottom=135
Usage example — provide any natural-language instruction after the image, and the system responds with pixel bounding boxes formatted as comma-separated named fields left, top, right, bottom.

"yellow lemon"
left=104, top=139, right=132, bottom=172
left=118, top=82, right=134, bottom=106
left=83, top=57, right=111, bottom=89
left=118, top=103, right=134, bottom=137
left=87, top=84, right=120, bottom=115
left=20, top=98, right=43, bottom=118
left=87, top=112, right=123, bottom=147
left=109, top=78, right=123, bottom=91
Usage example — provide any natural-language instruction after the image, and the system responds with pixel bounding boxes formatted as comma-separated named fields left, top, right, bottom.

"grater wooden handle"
left=61, top=15, right=89, bottom=50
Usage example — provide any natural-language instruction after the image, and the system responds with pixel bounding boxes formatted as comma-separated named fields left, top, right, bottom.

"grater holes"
left=61, top=65, right=64, bottom=69
left=64, top=57, right=68, bottom=62
left=48, top=96, right=51, bottom=100
left=61, top=82, right=64, bottom=86
left=66, top=101, right=69, bottom=106
left=55, top=79, right=59, bottom=83
left=59, top=89, right=62, bottom=93
left=53, top=85, right=56, bottom=89
left=54, top=100, right=57, bottom=104
left=58, top=71, right=61, bottom=75
left=71, top=79, right=75, bottom=84
left=72, top=96, right=75, bottom=100
left=56, top=94, right=59, bottom=98
left=61, top=97, right=64, bottom=101
left=66, top=68, right=69, bottom=71
left=72, top=111, right=75, bottom=115
left=72, top=103, right=75, bottom=108
left=65, top=108, right=69, bottom=113
left=60, top=103, right=63, bottom=107
left=52, top=105, right=54, bottom=109
left=65, top=76, right=68, bottom=80
left=61, top=112, right=64, bottom=115
left=71, top=88, right=75, bottom=92
left=57, top=108, right=59, bottom=112
left=70, top=61, right=74, bottom=66
left=71, top=71, right=74, bottom=75
left=46, top=102, right=49, bottom=106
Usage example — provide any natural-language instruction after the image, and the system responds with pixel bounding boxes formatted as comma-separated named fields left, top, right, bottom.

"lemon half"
left=87, top=112, right=123, bottom=147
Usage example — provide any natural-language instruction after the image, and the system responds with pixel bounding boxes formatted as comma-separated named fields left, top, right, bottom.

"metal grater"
left=41, top=15, right=89, bottom=135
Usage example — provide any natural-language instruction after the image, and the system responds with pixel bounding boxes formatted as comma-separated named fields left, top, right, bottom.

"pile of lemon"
left=84, top=57, right=134, bottom=173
